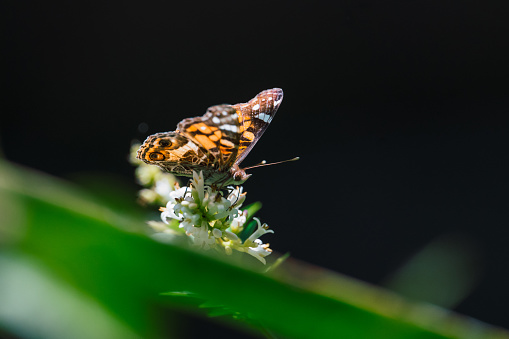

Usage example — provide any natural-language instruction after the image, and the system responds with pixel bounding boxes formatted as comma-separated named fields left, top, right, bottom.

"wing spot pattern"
left=243, top=131, right=255, bottom=141
left=220, top=139, right=235, bottom=148
left=195, top=134, right=216, bottom=150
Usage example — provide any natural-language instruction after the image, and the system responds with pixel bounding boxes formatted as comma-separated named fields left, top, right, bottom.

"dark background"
left=3, top=0, right=509, bottom=334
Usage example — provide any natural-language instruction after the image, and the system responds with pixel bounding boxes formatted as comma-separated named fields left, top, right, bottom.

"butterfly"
left=136, top=88, right=283, bottom=186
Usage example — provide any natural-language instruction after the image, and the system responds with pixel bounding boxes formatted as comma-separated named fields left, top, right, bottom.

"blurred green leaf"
left=383, top=234, right=482, bottom=308
left=0, top=160, right=508, bottom=339
left=244, top=201, right=263, bottom=218
left=0, top=253, right=142, bottom=339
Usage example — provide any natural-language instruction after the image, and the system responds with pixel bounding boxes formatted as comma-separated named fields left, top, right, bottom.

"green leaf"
left=0, top=160, right=508, bottom=339
left=0, top=253, right=142, bottom=339
left=382, top=233, right=482, bottom=308
left=243, top=201, right=262, bottom=218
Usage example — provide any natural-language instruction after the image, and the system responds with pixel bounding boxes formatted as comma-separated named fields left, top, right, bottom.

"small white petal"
left=247, top=217, right=274, bottom=243
left=246, top=247, right=268, bottom=264
left=160, top=211, right=171, bottom=224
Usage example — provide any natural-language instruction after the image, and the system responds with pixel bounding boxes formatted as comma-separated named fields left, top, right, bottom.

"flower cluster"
left=159, top=171, right=274, bottom=264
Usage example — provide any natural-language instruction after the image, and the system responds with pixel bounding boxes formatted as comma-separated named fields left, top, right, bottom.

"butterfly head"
left=228, top=164, right=252, bottom=185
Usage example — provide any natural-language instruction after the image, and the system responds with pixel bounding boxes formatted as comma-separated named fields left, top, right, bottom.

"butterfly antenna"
left=243, top=157, right=300, bottom=170
left=247, top=160, right=267, bottom=167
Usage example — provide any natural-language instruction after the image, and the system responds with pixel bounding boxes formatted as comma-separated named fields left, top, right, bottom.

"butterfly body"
left=137, top=88, right=283, bottom=186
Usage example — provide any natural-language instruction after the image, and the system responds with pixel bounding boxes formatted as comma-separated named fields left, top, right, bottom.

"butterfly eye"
left=159, top=139, right=171, bottom=147
left=149, top=152, right=165, bottom=161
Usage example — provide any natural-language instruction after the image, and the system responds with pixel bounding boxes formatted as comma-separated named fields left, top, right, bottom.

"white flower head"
left=149, top=171, right=274, bottom=263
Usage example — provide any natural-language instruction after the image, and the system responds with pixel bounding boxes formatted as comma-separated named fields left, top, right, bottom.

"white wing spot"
left=221, top=124, right=238, bottom=132
left=212, top=117, right=220, bottom=124
left=259, top=113, right=271, bottom=122
left=200, top=125, right=207, bottom=131
left=222, top=110, right=228, bottom=116
left=252, top=104, right=260, bottom=110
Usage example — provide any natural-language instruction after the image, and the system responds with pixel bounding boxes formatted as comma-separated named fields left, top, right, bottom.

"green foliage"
left=0, top=160, right=508, bottom=339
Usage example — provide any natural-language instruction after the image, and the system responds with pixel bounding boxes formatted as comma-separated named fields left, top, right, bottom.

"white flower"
left=229, top=210, right=246, bottom=233
left=145, top=170, right=274, bottom=264
left=226, top=186, right=246, bottom=208
left=236, top=217, right=274, bottom=264
left=160, top=186, right=189, bottom=223
left=247, top=241, right=273, bottom=264
left=245, top=217, right=274, bottom=244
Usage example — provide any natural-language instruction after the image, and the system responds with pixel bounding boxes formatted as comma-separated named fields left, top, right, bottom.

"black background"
left=3, top=0, right=509, bottom=334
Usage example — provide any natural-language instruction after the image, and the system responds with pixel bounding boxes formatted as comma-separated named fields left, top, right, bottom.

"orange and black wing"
left=232, top=88, right=283, bottom=166
left=177, top=105, right=242, bottom=171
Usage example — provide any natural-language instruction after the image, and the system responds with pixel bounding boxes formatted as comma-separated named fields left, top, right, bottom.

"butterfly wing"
left=177, top=105, right=242, bottom=171
left=137, top=131, right=212, bottom=176
left=138, top=89, right=282, bottom=183
left=232, top=88, right=283, bottom=166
